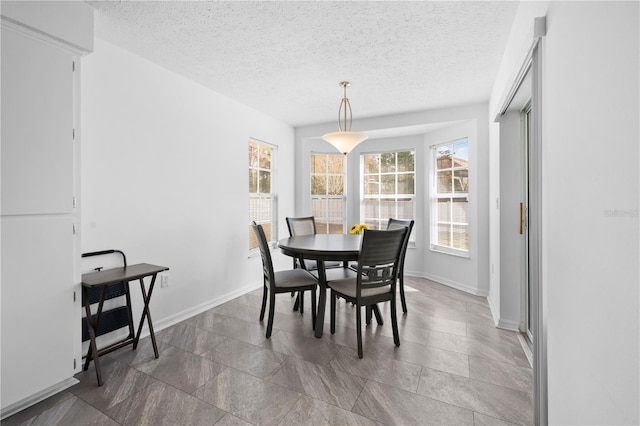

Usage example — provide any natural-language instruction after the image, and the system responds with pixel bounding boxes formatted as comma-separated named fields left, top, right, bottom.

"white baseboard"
left=410, top=271, right=489, bottom=297
left=150, top=281, right=263, bottom=334
left=1, top=377, right=79, bottom=420
left=496, top=318, right=521, bottom=332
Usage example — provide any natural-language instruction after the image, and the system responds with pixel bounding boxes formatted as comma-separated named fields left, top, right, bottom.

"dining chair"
left=328, top=227, right=408, bottom=358
left=386, top=218, right=415, bottom=314
left=251, top=221, right=318, bottom=338
left=285, top=216, right=351, bottom=311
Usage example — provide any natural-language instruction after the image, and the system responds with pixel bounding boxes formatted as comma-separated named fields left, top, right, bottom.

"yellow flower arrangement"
left=349, top=223, right=369, bottom=235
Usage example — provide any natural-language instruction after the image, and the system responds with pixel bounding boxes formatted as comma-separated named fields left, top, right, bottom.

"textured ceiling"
left=88, top=1, right=519, bottom=127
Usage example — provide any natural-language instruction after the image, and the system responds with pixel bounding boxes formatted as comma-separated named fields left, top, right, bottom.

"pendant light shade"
left=322, top=81, right=368, bottom=155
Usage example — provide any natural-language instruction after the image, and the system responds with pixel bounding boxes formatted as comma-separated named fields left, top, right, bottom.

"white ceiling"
left=88, top=1, right=519, bottom=128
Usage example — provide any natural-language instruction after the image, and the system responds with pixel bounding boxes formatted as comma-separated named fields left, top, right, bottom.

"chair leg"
left=356, top=304, right=363, bottom=358
left=259, top=283, right=268, bottom=321
left=373, top=304, right=384, bottom=325
left=391, top=297, right=400, bottom=347
left=311, top=288, right=317, bottom=330
left=365, top=305, right=372, bottom=325
left=330, top=290, right=336, bottom=334
left=299, top=291, right=304, bottom=315
left=266, top=290, right=276, bottom=338
left=293, top=293, right=300, bottom=311
left=399, top=274, right=408, bottom=314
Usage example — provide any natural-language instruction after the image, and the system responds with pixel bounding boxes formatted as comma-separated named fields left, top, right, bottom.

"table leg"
left=314, top=261, right=327, bottom=338
left=133, top=274, right=159, bottom=358
left=82, top=286, right=104, bottom=386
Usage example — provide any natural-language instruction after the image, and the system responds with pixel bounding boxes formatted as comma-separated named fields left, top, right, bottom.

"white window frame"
left=430, top=138, right=469, bottom=257
left=310, top=152, right=346, bottom=234
left=360, top=149, right=416, bottom=237
left=249, top=139, right=278, bottom=251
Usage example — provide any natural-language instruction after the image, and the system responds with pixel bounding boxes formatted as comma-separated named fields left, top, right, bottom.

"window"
left=361, top=150, right=415, bottom=231
left=249, top=139, right=277, bottom=250
left=310, top=153, right=345, bottom=234
left=432, top=139, right=469, bottom=254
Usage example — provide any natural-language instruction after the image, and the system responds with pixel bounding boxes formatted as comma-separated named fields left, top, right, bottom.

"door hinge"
left=73, top=196, right=77, bottom=209
left=72, top=128, right=75, bottom=140
left=72, top=61, right=75, bottom=72
left=74, top=358, right=77, bottom=369
left=73, top=291, right=76, bottom=302
left=72, top=223, right=76, bottom=234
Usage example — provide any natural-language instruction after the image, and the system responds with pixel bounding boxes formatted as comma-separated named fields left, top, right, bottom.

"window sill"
left=430, top=245, right=470, bottom=259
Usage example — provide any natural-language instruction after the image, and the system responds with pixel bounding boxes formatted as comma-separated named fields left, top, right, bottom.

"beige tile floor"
left=3, top=276, right=533, bottom=425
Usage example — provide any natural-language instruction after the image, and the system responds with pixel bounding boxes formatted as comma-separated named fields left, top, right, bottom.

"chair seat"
left=274, top=269, right=318, bottom=289
left=328, top=278, right=390, bottom=298
left=305, top=260, right=343, bottom=271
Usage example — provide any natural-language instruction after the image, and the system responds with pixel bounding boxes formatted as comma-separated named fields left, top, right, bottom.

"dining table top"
left=278, top=233, right=362, bottom=261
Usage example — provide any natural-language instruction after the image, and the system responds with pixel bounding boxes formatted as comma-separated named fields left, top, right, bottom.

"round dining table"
left=278, top=234, right=361, bottom=338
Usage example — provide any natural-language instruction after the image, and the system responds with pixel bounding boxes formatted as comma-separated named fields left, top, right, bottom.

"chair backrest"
left=387, top=218, right=414, bottom=270
left=251, top=221, right=276, bottom=289
left=286, top=216, right=316, bottom=237
left=286, top=216, right=316, bottom=269
left=355, top=227, right=408, bottom=297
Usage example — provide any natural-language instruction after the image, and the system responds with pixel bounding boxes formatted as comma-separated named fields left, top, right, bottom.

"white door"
left=1, top=26, right=77, bottom=410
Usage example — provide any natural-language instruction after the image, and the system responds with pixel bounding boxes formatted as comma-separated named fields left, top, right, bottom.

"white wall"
left=490, top=1, right=639, bottom=424
left=542, top=2, right=639, bottom=424
left=294, top=104, right=489, bottom=295
left=81, top=38, right=296, bottom=330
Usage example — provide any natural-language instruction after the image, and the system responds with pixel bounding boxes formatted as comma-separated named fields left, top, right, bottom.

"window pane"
left=312, top=198, right=327, bottom=218
left=453, top=141, right=469, bottom=163
left=248, top=169, right=258, bottom=193
left=259, top=170, right=271, bottom=193
left=454, top=169, right=469, bottom=193
left=452, top=198, right=469, bottom=223
left=398, top=173, right=414, bottom=194
left=436, top=145, right=452, bottom=169
left=363, top=155, right=379, bottom=174
left=364, top=175, right=379, bottom=195
left=438, top=223, right=451, bottom=247
left=380, top=152, right=396, bottom=173
left=311, top=154, right=326, bottom=174
left=249, top=142, right=259, bottom=168
left=327, top=219, right=343, bottom=234
left=438, top=198, right=451, bottom=222
left=380, top=198, right=395, bottom=219
left=327, top=198, right=343, bottom=218
left=259, top=145, right=271, bottom=169
left=311, top=175, right=326, bottom=195
left=452, top=224, right=468, bottom=250
left=327, top=155, right=343, bottom=174
left=363, top=199, right=378, bottom=220
left=381, top=175, right=395, bottom=194
left=437, top=171, right=452, bottom=193
left=397, top=151, right=415, bottom=172
left=327, top=175, right=343, bottom=195
left=396, top=198, right=414, bottom=220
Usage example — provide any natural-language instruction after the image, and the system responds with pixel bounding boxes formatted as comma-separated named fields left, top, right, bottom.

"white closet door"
left=1, top=27, right=73, bottom=215
left=1, top=216, right=75, bottom=408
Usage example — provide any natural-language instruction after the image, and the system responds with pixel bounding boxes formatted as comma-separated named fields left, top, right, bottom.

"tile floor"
left=2, top=276, right=533, bottom=425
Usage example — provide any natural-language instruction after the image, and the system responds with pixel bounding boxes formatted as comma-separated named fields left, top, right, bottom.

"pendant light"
left=322, top=81, right=368, bottom=155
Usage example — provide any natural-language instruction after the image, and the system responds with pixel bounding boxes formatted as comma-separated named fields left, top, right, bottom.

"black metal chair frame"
left=329, top=227, right=408, bottom=358
left=386, top=218, right=415, bottom=314
left=81, top=250, right=134, bottom=368
left=252, top=221, right=318, bottom=338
